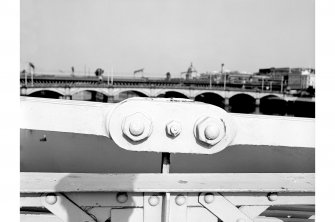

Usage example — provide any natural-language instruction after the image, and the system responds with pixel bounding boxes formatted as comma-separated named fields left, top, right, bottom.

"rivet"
left=129, top=120, right=145, bottom=136
left=204, top=125, right=220, bottom=140
left=148, top=195, right=159, bottom=206
left=45, top=194, right=57, bottom=205
left=267, top=193, right=278, bottom=201
left=204, top=193, right=214, bottom=204
left=116, top=192, right=128, bottom=203
left=175, top=194, right=186, bottom=206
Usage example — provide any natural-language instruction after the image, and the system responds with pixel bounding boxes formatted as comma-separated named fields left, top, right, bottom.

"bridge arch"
left=194, top=92, right=225, bottom=109
left=72, top=89, right=109, bottom=102
left=27, top=89, right=65, bottom=99
left=229, top=93, right=256, bottom=114
left=258, top=92, right=284, bottom=100
left=113, top=90, right=149, bottom=102
left=226, top=91, right=256, bottom=99
left=259, top=95, right=287, bottom=115
left=156, top=90, right=189, bottom=99
left=114, top=88, right=150, bottom=97
left=70, top=88, right=110, bottom=97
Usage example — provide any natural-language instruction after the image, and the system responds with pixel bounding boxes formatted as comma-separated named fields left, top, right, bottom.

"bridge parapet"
left=22, top=85, right=302, bottom=101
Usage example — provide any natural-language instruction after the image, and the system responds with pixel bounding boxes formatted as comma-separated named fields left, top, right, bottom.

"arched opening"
left=194, top=93, right=225, bottom=109
left=157, top=91, right=188, bottom=99
left=289, top=100, right=315, bottom=118
left=28, top=90, right=63, bottom=99
left=72, top=90, right=108, bottom=103
left=260, top=95, right=287, bottom=116
left=117, top=90, right=148, bottom=102
left=229, top=94, right=256, bottom=114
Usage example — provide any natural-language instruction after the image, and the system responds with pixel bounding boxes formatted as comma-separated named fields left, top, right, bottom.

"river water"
left=21, top=129, right=314, bottom=173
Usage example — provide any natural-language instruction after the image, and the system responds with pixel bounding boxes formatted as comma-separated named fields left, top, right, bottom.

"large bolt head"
left=122, top=113, right=152, bottom=142
left=166, top=121, right=182, bottom=137
left=129, top=119, right=145, bottom=136
left=204, top=125, right=220, bottom=140
left=194, top=117, right=226, bottom=146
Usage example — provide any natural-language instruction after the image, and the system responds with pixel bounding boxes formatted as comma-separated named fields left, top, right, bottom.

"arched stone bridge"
left=21, top=85, right=302, bottom=104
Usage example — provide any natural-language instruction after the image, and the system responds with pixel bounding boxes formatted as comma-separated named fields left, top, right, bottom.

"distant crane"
left=134, top=68, right=144, bottom=78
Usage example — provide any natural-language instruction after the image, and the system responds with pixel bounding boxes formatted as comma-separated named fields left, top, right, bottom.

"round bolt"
left=267, top=193, right=278, bottom=201
left=129, top=119, right=145, bottom=136
left=121, top=113, right=152, bottom=142
left=204, top=193, right=214, bottom=204
left=116, top=192, right=128, bottom=203
left=204, top=125, right=220, bottom=140
left=175, top=194, right=186, bottom=206
left=45, top=194, right=57, bottom=205
left=194, top=116, right=226, bottom=146
left=166, top=121, right=182, bottom=137
left=148, top=195, right=160, bottom=206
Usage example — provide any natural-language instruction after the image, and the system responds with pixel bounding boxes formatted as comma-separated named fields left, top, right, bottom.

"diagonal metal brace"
left=41, top=193, right=96, bottom=222
left=199, top=192, right=253, bottom=222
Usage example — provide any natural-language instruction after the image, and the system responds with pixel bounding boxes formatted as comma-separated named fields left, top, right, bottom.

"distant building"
left=182, top=63, right=199, bottom=80
left=258, top=67, right=315, bottom=89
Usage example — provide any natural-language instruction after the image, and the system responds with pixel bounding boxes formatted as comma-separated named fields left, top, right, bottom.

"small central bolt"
left=166, top=121, right=182, bottom=137
left=129, top=120, right=145, bottom=136
left=170, top=125, right=179, bottom=134
left=204, top=125, right=220, bottom=140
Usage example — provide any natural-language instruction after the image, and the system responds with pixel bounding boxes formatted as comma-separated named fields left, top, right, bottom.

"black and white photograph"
left=15, top=0, right=320, bottom=221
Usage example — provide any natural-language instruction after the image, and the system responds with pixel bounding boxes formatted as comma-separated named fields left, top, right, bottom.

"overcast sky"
left=21, top=0, right=314, bottom=76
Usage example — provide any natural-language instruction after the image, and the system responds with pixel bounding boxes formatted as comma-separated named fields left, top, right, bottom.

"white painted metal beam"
left=231, top=113, right=314, bottom=148
left=20, top=173, right=315, bottom=193
left=21, top=97, right=314, bottom=155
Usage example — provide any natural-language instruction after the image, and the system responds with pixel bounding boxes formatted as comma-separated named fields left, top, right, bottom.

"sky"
left=21, top=0, right=315, bottom=77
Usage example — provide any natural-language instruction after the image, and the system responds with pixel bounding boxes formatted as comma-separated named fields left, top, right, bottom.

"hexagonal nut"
left=121, top=112, right=153, bottom=142
left=194, top=116, right=226, bottom=146
left=166, top=120, right=182, bottom=137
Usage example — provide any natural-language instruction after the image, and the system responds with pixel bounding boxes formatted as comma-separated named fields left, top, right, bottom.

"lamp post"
left=261, top=77, right=264, bottom=92
left=221, top=63, right=226, bottom=91
left=209, top=72, right=212, bottom=89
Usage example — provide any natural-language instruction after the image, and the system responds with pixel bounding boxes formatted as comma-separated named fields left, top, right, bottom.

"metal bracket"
left=41, top=193, right=96, bottom=222
left=199, top=192, right=254, bottom=222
